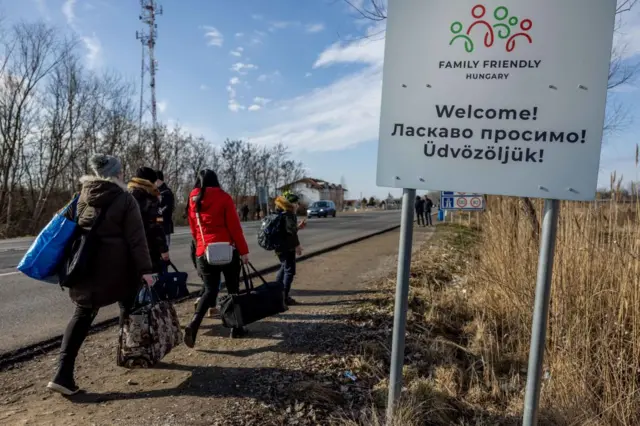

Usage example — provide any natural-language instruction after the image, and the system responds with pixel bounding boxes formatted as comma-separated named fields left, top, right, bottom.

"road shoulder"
left=0, top=227, right=434, bottom=426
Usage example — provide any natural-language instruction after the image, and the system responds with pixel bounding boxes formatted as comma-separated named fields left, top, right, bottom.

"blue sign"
left=440, top=191, right=485, bottom=211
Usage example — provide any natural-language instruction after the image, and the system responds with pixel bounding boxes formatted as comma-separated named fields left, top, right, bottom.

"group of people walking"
left=415, top=195, right=434, bottom=226
left=47, top=154, right=304, bottom=396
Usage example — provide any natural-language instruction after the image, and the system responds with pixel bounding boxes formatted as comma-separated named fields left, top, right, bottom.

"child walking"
left=274, top=192, right=305, bottom=305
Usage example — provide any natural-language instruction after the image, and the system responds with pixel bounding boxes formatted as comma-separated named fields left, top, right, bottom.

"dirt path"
left=0, top=227, right=433, bottom=426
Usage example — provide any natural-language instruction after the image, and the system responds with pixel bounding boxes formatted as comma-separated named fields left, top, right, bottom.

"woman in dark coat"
left=127, top=167, right=170, bottom=272
left=47, top=155, right=155, bottom=396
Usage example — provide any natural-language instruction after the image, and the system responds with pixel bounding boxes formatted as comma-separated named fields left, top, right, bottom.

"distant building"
left=280, top=177, right=348, bottom=210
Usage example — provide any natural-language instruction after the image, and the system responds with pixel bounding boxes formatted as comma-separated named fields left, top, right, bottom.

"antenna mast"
left=137, top=0, right=163, bottom=160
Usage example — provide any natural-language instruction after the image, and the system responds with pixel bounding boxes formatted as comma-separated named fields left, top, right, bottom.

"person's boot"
left=47, top=361, right=79, bottom=396
left=184, top=314, right=202, bottom=348
left=285, top=295, right=298, bottom=306
left=230, top=327, right=249, bottom=339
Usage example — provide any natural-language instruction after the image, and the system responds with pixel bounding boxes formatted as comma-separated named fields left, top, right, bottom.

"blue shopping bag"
left=17, top=195, right=79, bottom=281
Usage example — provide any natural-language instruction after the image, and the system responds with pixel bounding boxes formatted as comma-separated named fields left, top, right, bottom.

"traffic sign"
left=440, top=191, right=484, bottom=211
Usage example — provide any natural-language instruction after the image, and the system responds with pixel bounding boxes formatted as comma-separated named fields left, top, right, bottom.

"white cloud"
left=229, top=77, right=240, bottom=85
left=226, top=85, right=237, bottom=99
left=230, top=47, right=244, bottom=57
left=203, top=26, right=223, bottom=47
left=314, top=29, right=384, bottom=68
left=231, top=62, right=258, bottom=74
left=248, top=105, right=262, bottom=112
left=235, top=32, right=244, bottom=38
left=306, top=23, right=325, bottom=33
left=157, top=100, right=168, bottom=114
left=247, top=25, right=385, bottom=151
left=200, top=84, right=209, bottom=91
left=62, top=0, right=76, bottom=25
left=268, top=21, right=301, bottom=32
left=253, top=97, right=271, bottom=105
left=229, top=100, right=245, bottom=112
left=257, top=71, right=281, bottom=83
left=82, top=34, right=102, bottom=70
left=249, top=30, right=267, bottom=46
left=251, top=14, right=263, bottom=21
left=305, top=72, right=313, bottom=78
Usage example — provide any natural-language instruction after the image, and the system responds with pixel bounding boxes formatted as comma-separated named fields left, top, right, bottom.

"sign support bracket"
left=522, top=199, right=560, bottom=425
left=386, top=187, right=416, bottom=422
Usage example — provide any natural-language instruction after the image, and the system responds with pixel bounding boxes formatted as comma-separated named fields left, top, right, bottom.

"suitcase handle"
left=161, top=260, right=180, bottom=274
left=246, top=262, right=267, bottom=285
left=240, top=262, right=254, bottom=292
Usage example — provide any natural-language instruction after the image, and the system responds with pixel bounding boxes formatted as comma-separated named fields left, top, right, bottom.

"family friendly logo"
left=449, top=5, right=533, bottom=53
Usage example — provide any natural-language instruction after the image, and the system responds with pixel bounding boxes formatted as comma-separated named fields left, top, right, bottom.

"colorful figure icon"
left=492, top=6, right=511, bottom=39
left=448, top=4, right=532, bottom=53
left=449, top=21, right=474, bottom=53
left=506, top=18, right=533, bottom=52
left=466, top=4, right=495, bottom=47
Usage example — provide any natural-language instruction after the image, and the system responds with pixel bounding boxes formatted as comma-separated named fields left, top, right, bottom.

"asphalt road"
left=0, top=210, right=402, bottom=354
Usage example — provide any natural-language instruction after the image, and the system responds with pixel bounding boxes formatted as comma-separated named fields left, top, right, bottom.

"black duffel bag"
left=152, top=261, right=190, bottom=301
left=219, top=262, right=287, bottom=328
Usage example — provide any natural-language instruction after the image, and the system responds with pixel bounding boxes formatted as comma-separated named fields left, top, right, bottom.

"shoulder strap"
left=195, top=212, right=207, bottom=247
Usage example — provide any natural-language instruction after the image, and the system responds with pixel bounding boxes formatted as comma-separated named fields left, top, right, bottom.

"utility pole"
left=137, top=0, right=163, bottom=165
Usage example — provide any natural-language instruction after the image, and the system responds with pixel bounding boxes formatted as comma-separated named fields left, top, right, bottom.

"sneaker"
left=230, top=327, right=249, bottom=339
left=285, top=297, right=298, bottom=306
left=47, top=379, right=80, bottom=396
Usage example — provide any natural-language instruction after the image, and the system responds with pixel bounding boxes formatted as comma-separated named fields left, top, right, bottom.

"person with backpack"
left=415, top=196, right=426, bottom=227
left=185, top=169, right=250, bottom=346
left=155, top=171, right=175, bottom=247
left=273, top=191, right=305, bottom=306
left=128, top=167, right=169, bottom=273
left=425, top=195, right=434, bottom=226
left=47, top=154, right=155, bottom=396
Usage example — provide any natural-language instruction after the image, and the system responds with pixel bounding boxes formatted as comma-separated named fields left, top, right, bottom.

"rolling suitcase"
left=219, top=262, right=287, bottom=328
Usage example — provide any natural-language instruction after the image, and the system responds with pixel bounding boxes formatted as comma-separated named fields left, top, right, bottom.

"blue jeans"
left=276, top=251, right=297, bottom=298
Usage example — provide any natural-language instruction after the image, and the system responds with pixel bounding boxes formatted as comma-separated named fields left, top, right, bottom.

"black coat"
left=158, top=182, right=175, bottom=235
left=70, top=176, right=152, bottom=308
left=128, top=178, right=168, bottom=273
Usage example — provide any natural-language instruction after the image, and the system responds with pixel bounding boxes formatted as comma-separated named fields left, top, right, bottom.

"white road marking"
left=0, top=271, right=19, bottom=277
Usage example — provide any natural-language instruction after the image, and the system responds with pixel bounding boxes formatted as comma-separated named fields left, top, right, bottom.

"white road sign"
left=440, top=191, right=485, bottom=211
left=376, top=0, right=617, bottom=201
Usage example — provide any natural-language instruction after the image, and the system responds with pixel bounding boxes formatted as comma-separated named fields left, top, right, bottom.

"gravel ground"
left=0, top=227, right=433, bottom=426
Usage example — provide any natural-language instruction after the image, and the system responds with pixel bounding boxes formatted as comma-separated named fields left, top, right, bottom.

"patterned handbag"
left=117, top=286, right=183, bottom=368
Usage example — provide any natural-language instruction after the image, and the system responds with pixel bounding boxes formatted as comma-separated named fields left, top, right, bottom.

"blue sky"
left=4, top=0, right=640, bottom=199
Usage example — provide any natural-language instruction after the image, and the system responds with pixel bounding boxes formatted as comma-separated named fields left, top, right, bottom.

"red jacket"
left=187, top=187, right=249, bottom=257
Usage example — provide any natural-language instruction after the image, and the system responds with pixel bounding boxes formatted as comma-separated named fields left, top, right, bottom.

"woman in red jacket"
left=185, top=169, right=250, bottom=346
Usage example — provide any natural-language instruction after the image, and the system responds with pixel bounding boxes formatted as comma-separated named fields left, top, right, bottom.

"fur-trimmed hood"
left=275, top=196, right=295, bottom=212
left=127, top=177, right=160, bottom=198
left=79, top=175, right=127, bottom=208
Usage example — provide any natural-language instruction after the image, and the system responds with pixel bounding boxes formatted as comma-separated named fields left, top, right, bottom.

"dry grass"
left=334, top=196, right=640, bottom=425
left=470, top=196, right=640, bottom=425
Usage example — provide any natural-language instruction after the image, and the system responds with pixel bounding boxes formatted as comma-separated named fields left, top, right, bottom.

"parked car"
left=307, top=200, right=337, bottom=218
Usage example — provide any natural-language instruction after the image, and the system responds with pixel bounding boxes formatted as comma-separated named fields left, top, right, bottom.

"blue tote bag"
left=17, top=195, right=79, bottom=281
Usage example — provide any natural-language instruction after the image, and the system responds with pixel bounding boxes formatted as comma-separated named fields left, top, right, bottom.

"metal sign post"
left=522, top=199, right=560, bottom=425
left=386, top=187, right=416, bottom=421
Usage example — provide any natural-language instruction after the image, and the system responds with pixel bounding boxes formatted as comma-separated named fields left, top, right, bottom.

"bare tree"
left=0, top=22, right=67, bottom=232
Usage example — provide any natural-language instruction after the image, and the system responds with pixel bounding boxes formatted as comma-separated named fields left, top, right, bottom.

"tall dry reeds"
left=470, top=194, right=640, bottom=425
